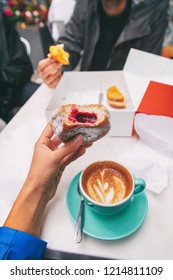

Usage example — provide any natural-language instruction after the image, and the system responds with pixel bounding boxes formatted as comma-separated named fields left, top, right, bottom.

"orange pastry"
left=107, top=86, right=126, bottom=108
left=48, top=44, right=70, bottom=65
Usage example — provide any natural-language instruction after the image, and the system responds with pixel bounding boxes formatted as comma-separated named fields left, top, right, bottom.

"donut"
left=107, top=86, right=126, bottom=108
left=48, top=44, right=70, bottom=65
left=52, top=104, right=111, bottom=145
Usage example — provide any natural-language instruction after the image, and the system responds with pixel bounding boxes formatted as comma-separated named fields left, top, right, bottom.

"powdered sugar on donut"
left=52, top=104, right=111, bottom=144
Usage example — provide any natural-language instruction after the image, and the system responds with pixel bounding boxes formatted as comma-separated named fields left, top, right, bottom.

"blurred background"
left=0, top=0, right=173, bottom=130
left=1, top=0, right=52, bottom=70
left=1, top=0, right=173, bottom=71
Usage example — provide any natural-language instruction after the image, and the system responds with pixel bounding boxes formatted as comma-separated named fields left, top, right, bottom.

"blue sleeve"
left=0, top=226, right=47, bottom=260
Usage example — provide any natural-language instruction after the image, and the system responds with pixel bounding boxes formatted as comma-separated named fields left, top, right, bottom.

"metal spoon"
left=74, top=184, right=84, bottom=243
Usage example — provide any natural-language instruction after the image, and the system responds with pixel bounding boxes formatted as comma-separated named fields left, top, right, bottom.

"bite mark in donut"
left=52, top=104, right=111, bottom=145
left=68, top=106, right=98, bottom=124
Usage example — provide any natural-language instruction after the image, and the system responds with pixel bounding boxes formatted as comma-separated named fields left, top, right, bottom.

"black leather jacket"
left=59, top=0, right=168, bottom=71
left=0, top=9, right=33, bottom=101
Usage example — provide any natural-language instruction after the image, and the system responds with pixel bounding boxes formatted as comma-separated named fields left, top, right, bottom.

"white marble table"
left=0, top=84, right=173, bottom=260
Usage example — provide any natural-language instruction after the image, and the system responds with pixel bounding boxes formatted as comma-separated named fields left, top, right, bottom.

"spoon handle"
left=74, top=198, right=84, bottom=243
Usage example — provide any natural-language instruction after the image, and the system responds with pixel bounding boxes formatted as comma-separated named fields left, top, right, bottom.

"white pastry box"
left=45, top=49, right=173, bottom=137
left=45, top=70, right=134, bottom=136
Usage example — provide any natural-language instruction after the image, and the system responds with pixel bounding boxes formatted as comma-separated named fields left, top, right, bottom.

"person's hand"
left=38, top=58, right=62, bottom=88
left=4, top=123, right=92, bottom=236
left=25, top=123, right=89, bottom=201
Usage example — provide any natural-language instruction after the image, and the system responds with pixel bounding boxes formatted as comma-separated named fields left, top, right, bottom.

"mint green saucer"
left=66, top=172, right=148, bottom=240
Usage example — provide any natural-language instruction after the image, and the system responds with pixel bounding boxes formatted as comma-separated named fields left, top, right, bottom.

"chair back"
left=20, top=37, right=31, bottom=55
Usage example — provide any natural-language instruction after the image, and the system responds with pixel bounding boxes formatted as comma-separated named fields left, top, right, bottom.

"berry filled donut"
left=52, top=104, right=111, bottom=145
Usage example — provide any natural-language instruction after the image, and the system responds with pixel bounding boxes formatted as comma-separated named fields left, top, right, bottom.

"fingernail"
left=73, top=135, right=84, bottom=144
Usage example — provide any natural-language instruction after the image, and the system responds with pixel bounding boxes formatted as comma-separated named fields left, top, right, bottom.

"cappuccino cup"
left=79, top=161, right=146, bottom=215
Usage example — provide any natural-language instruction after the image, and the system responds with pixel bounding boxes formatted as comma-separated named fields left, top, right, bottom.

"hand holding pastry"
left=38, top=58, right=62, bottom=89
left=4, top=123, right=89, bottom=237
left=38, top=44, right=70, bottom=89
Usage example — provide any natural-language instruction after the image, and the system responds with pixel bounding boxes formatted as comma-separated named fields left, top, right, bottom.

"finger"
left=40, top=69, right=61, bottom=89
left=51, top=135, right=62, bottom=150
left=84, top=143, right=93, bottom=148
left=48, top=74, right=62, bottom=89
left=48, top=57, right=62, bottom=68
left=38, top=58, right=60, bottom=72
left=60, top=146, right=86, bottom=172
left=43, top=70, right=61, bottom=86
left=38, top=58, right=53, bottom=72
left=54, top=135, right=84, bottom=161
left=64, top=146, right=86, bottom=166
left=40, top=63, right=61, bottom=81
left=39, top=123, right=54, bottom=142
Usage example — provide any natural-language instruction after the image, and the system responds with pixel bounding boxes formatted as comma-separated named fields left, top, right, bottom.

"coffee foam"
left=82, top=162, right=132, bottom=205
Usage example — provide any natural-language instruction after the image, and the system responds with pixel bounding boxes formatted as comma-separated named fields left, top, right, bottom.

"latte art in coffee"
left=82, top=161, right=133, bottom=205
left=87, top=169, right=126, bottom=204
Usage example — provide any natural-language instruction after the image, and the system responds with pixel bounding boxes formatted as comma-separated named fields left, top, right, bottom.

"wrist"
left=23, top=176, right=50, bottom=203
left=22, top=180, right=50, bottom=209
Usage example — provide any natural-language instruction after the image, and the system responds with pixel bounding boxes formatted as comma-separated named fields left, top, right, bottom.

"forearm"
left=4, top=180, right=49, bottom=238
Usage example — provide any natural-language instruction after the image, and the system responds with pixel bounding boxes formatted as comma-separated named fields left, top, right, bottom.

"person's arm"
left=0, top=12, right=33, bottom=91
left=139, top=1, right=168, bottom=55
left=0, top=123, right=89, bottom=259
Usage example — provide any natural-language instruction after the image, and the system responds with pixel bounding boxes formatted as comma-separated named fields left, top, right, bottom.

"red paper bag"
left=137, top=81, right=173, bottom=118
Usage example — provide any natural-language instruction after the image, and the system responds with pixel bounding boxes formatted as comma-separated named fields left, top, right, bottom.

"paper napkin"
left=120, top=114, right=173, bottom=193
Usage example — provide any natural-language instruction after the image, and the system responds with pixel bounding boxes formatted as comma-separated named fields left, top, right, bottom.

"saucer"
left=66, top=172, right=148, bottom=240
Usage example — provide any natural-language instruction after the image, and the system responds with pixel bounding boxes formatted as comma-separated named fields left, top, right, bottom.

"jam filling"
left=68, top=106, right=97, bottom=124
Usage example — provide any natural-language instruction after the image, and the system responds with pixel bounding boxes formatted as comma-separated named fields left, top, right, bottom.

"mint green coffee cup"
left=79, top=161, right=146, bottom=215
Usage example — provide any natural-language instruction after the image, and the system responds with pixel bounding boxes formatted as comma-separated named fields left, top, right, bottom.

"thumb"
left=54, top=135, right=84, bottom=161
